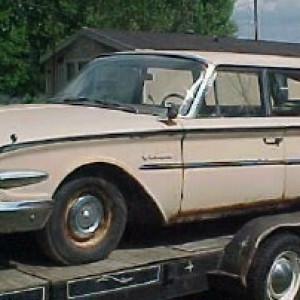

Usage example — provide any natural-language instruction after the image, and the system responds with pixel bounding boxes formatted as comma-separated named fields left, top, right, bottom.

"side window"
left=143, top=68, right=193, bottom=106
left=199, top=69, right=264, bottom=117
left=268, top=69, right=300, bottom=116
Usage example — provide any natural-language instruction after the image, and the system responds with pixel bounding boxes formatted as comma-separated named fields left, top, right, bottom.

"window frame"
left=265, top=67, right=300, bottom=117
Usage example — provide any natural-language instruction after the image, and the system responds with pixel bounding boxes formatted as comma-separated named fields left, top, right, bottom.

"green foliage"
left=86, top=0, right=236, bottom=35
left=0, top=28, right=30, bottom=96
left=169, top=0, right=237, bottom=36
left=85, top=0, right=175, bottom=31
left=0, top=0, right=236, bottom=97
left=0, top=0, right=89, bottom=96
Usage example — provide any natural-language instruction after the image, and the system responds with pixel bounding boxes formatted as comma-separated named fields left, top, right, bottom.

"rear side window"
left=268, top=69, right=300, bottom=116
left=198, top=69, right=264, bottom=118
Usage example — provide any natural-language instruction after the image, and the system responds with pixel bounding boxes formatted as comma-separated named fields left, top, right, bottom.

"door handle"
left=263, top=137, right=283, bottom=146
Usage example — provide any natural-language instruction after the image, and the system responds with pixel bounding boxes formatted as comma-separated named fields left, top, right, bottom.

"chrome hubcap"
left=267, top=251, right=300, bottom=299
left=69, top=195, right=104, bottom=239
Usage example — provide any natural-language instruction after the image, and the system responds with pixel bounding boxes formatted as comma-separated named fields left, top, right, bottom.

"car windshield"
left=54, top=54, right=206, bottom=115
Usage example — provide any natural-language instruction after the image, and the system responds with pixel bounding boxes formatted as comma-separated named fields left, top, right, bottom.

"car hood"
left=0, top=104, right=176, bottom=147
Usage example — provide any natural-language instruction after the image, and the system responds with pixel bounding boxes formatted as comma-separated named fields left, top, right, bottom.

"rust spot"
left=10, top=133, right=18, bottom=143
left=169, top=198, right=300, bottom=224
left=159, top=119, right=177, bottom=126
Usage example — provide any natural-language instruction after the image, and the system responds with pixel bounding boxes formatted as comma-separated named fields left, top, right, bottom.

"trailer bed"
left=0, top=221, right=238, bottom=300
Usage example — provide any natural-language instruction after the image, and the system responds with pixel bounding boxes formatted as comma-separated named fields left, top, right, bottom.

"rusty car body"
left=1, top=51, right=300, bottom=265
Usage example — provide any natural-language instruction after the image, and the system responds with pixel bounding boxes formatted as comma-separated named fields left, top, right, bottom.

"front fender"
left=0, top=140, right=173, bottom=222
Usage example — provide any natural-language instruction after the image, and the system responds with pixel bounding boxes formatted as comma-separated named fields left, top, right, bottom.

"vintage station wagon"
left=1, top=51, right=300, bottom=265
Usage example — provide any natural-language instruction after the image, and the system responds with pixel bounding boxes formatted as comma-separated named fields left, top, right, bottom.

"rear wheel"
left=40, top=177, right=127, bottom=265
left=247, top=233, right=300, bottom=300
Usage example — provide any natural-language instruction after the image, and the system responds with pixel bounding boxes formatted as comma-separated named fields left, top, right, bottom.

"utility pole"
left=254, top=0, right=259, bottom=40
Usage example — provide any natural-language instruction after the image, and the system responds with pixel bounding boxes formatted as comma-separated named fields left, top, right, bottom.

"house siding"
left=41, top=28, right=300, bottom=96
left=44, top=36, right=116, bottom=95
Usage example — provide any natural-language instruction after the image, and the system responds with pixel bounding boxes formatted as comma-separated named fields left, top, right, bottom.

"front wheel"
left=39, top=177, right=127, bottom=265
left=247, top=233, right=300, bottom=300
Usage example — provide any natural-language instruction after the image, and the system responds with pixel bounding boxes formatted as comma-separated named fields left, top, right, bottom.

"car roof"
left=194, top=51, right=300, bottom=69
left=133, top=49, right=300, bottom=69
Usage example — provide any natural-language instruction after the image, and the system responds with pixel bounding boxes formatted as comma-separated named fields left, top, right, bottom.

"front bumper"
left=0, top=200, right=52, bottom=233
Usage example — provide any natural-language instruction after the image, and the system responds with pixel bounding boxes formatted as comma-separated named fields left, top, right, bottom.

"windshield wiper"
left=48, top=96, right=88, bottom=104
left=94, top=99, right=138, bottom=113
left=49, top=97, right=138, bottom=114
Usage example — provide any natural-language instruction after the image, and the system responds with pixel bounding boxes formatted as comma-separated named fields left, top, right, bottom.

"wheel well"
left=258, top=227, right=300, bottom=248
left=244, top=226, right=300, bottom=280
left=55, top=163, right=164, bottom=226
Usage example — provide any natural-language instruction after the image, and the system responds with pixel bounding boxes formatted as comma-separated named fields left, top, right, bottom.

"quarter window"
left=199, top=69, right=264, bottom=117
left=268, top=70, right=300, bottom=116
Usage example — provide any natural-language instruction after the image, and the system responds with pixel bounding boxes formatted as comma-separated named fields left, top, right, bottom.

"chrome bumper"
left=0, top=200, right=52, bottom=233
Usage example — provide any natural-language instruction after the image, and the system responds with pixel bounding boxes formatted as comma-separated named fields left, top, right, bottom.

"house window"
left=66, top=63, right=76, bottom=81
left=66, top=61, right=89, bottom=82
left=78, top=61, right=88, bottom=71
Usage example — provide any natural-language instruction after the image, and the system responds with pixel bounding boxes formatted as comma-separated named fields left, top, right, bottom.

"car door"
left=266, top=68, right=300, bottom=202
left=179, top=67, right=285, bottom=217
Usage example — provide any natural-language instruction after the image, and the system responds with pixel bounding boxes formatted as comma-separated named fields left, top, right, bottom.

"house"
left=41, top=28, right=300, bottom=95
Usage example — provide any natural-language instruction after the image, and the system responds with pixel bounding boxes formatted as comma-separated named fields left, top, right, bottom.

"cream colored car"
left=1, top=51, right=300, bottom=265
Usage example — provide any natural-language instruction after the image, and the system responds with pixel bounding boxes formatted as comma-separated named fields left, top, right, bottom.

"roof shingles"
left=41, top=28, right=300, bottom=64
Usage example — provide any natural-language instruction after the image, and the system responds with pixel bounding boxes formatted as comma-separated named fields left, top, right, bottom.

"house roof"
left=40, top=27, right=300, bottom=64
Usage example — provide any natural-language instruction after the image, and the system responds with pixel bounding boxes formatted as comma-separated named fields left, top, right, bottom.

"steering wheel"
left=161, top=93, right=184, bottom=106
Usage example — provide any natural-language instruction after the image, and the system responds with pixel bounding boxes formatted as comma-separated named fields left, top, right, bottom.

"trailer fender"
left=210, top=211, right=300, bottom=289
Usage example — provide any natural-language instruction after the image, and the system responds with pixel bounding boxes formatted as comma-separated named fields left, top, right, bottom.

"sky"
left=233, top=0, right=300, bottom=43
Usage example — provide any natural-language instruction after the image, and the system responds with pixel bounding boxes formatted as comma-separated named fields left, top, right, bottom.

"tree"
left=86, top=0, right=236, bottom=35
left=85, top=0, right=174, bottom=32
left=191, top=0, right=237, bottom=36
left=0, top=0, right=31, bottom=96
left=0, top=0, right=91, bottom=97
left=0, top=0, right=236, bottom=98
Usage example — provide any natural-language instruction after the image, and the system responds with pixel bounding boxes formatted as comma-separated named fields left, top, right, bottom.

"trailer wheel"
left=40, top=177, right=127, bottom=265
left=247, top=233, right=300, bottom=300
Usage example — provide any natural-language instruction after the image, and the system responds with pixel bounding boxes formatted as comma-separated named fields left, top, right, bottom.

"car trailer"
left=1, top=211, right=300, bottom=300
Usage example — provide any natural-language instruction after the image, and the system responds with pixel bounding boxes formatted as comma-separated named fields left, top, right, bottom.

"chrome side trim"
left=140, top=163, right=182, bottom=170
left=0, top=200, right=52, bottom=211
left=0, top=200, right=52, bottom=233
left=0, top=130, right=183, bottom=154
left=183, top=160, right=284, bottom=168
left=1, top=125, right=300, bottom=155
left=0, top=170, right=48, bottom=189
left=140, top=159, right=300, bottom=170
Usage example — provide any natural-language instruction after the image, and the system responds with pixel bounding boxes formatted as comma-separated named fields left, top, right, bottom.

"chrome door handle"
left=263, top=137, right=283, bottom=146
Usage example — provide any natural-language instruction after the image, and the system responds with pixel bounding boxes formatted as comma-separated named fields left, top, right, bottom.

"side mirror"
left=158, top=103, right=178, bottom=124
left=166, top=103, right=178, bottom=120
